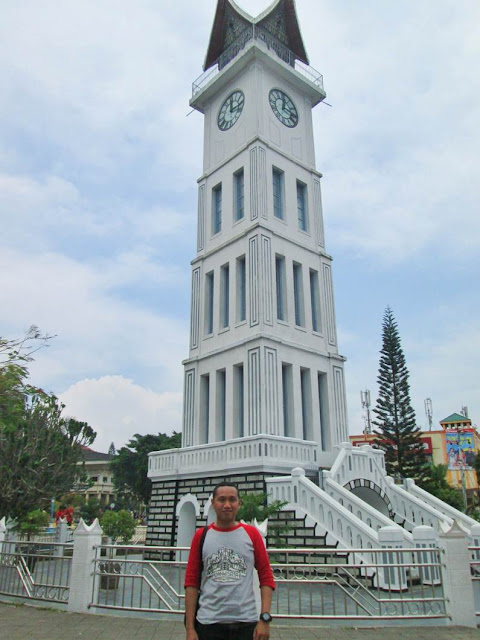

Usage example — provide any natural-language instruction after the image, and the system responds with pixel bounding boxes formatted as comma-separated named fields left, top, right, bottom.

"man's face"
left=212, top=486, right=241, bottom=527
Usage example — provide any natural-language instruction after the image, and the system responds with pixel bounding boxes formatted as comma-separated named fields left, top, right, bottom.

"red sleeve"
left=184, top=528, right=205, bottom=589
left=244, top=525, right=276, bottom=590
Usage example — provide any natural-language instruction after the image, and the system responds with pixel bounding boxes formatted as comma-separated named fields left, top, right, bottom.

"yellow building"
left=350, top=412, right=479, bottom=493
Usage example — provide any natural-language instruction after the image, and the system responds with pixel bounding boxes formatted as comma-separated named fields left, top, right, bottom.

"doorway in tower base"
left=345, top=479, right=393, bottom=519
left=176, top=494, right=200, bottom=561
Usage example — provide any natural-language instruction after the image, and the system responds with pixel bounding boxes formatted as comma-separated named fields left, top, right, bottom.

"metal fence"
left=469, top=544, right=480, bottom=620
left=91, top=544, right=447, bottom=621
left=0, top=541, right=72, bottom=604
left=192, top=24, right=324, bottom=98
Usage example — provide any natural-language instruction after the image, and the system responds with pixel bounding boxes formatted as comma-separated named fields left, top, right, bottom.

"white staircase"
left=266, top=442, right=479, bottom=552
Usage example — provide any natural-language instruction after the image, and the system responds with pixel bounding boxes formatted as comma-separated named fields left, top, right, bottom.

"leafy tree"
left=101, top=509, right=136, bottom=545
left=17, top=509, right=50, bottom=540
left=110, top=432, right=181, bottom=508
left=78, top=497, right=103, bottom=525
left=419, top=464, right=464, bottom=511
left=373, top=307, right=428, bottom=481
left=237, top=492, right=290, bottom=547
left=0, top=330, right=96, bottom=520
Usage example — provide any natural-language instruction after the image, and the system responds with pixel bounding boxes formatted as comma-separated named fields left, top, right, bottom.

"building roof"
left=203, top=0, right=309, bottom=71
left=80, top=447, right=114, bottom=462
left=440, top=413, right=471, bottom=424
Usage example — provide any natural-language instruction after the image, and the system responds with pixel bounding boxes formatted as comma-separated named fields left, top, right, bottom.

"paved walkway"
left=1, top=602, right=479, bottom=640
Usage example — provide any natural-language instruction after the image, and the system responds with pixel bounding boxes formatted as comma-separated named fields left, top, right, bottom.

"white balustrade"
left=323, top=476, right=412, bottom=544
left=412, top=525, right=441, bottom=585
left=376, top=526, right=408, bottom=591
left=148, top=435, right=319, bottom=479
left=404, top=478, right=478, bottom=533
left=267, top=468, right=382, bottom=552
left=387, top=481, right=453, bottom=533
left=329, top=442, right=475, bottom=538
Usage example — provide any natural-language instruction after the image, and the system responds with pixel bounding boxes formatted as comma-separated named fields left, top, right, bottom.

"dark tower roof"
left=204, top=0, right=309, bottom=71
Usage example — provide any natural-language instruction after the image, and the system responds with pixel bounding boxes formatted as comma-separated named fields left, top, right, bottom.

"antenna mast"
left=424, top=398, right=433, bottom=431
left=360, top=390, right=372, bottom=435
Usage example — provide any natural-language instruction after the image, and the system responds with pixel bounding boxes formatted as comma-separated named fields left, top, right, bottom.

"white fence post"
left=54, top=518, right=68, bottom=558
left=439, top=520, right=476, bottom=628
left=291, top=467, right=305, bottom=505
left=412, top=525, right=441, bottom=585
left=0, top=517, right=5, bottom=554
left=376, top=526, right=407, bottom=591
left=471, top=523, right=480, bottom=561
left=471, top=523, right=480, bottom=624
left=68, top=518, right=102, bottom=614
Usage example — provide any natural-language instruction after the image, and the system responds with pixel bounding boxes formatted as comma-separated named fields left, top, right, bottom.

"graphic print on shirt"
left=205, top=547, right=247, bottom=583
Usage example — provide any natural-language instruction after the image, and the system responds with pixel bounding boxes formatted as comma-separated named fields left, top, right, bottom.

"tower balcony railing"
left=192, top=25, right=324, bottom=98
left=148, top=434, right=319, bottom=478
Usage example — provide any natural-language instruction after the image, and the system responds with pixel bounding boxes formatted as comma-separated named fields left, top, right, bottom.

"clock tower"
left=148, top=0, right=349, bottom=547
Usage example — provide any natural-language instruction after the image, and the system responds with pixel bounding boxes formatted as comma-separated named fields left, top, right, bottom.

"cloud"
left=1, top=0, right=479, bottom=452
left=60, top=375, right=182, bottom=452
left=0, top=247, right=188, bottom=394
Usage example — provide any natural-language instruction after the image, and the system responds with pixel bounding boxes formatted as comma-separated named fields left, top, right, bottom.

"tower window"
left=233, top=168, right=244, bottom=221
left=216, top=369, right=226, bottom=441
left=236, top=255, right=246, bottom=323
left=300, top=368, right=312, bottom=440
left=273, top=168, right=285, bottom=220
left=220, top=263, right=230, bottom=329
left=275, top=255, right=287, bottom=322
left=282, top=363, right=294, bottom=437
left=293, top=262, right=305, bottom=327
left=233, top=363, right=244, bottom=438
left=212, top=183, right=222, bottom=235
left=205, top=271, right=214, bottom=335
left=200, top=374, right=210, bottom=444
left=309, top=269, right=321, bottom=332
left=318, top=372, right=327, bottom=451
left=297, top=180, right=308, bottom=231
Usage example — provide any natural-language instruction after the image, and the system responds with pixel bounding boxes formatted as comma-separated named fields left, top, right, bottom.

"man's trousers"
left=196, top=621, right=257, bottom=640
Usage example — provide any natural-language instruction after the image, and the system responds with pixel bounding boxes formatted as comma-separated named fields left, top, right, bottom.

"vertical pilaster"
left=322, top=262, right=337, bottom=347
left=261, top=234, right=273, bottom=326
left=182, top=369, right=196, bottom=447
left=332, top=365, right=348, bottom=445
left=250, top=145, right=267, bottom=221
left=248, top=347, right=261, bottom=436
left=197, top=183, right=205, bottom=252
left=264, top=347, right=279, bottom=435
left=313, top=178, right=325, bottom=248
left=249, top=235, right=259, bottom=327
left=190, top=267, right=201, bottom=350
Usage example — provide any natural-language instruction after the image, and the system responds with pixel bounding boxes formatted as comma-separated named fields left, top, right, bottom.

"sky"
left=1, top=0, right=479, bottom=452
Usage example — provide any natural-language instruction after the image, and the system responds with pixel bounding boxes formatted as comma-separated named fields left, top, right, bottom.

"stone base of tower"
left=146, top=435, right=337, bottom=547
left=146, top=468, right=320, bottom=548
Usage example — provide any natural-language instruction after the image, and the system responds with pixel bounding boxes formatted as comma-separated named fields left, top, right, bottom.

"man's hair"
left=212, top=482, right=240, bottom=499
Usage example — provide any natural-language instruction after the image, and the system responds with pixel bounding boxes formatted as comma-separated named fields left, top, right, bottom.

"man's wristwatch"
left=259, top=612, right=273, bottom=623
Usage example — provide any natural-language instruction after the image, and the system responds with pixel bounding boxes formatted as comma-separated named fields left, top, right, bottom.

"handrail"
left=192, top=24, right=323, bottom=98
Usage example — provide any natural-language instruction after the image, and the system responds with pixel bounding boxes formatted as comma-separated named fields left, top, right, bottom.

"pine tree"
left=373, top=307, right=428, bottom=481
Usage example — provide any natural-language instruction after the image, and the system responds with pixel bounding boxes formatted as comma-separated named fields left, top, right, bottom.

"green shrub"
left=100, top=509, right=136, bottom=544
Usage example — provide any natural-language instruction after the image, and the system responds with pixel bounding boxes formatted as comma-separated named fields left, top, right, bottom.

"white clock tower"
left=148, top=0, right=349, bottom=547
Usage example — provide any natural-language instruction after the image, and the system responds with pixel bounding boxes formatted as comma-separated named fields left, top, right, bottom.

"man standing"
left=184, top=482, right=275, bottom=640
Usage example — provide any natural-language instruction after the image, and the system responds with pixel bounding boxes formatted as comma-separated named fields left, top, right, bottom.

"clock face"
left=269, top=89, right=298, bottom=128
left=217, top=90, right=245, bottom=131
